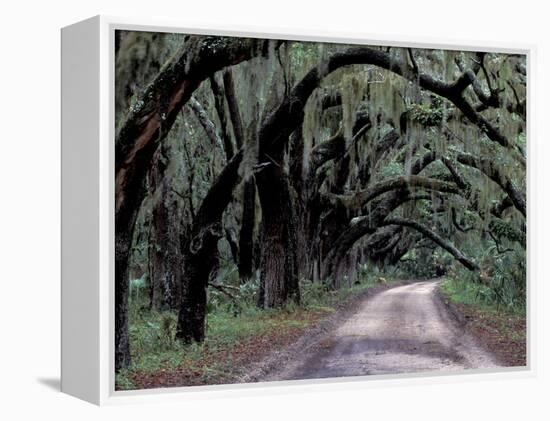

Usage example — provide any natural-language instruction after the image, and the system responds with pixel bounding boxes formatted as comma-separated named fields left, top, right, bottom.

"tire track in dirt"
left=257, top=280, right=499, bottom=381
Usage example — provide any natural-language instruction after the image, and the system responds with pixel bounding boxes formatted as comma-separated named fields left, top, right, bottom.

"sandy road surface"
left=263, top=280, right=499, bottom=381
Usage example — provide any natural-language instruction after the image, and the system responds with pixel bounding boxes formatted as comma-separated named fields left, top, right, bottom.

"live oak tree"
left=115, top=34, right=526, bottom=371
left=115, top=35, right=275, bottom=370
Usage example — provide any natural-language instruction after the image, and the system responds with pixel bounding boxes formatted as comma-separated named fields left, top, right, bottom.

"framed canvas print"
left=61, top=16, right=532, bottom=405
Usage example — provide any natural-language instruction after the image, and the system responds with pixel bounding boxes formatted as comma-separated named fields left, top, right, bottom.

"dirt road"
left=261, top=280, right=499, bottom=381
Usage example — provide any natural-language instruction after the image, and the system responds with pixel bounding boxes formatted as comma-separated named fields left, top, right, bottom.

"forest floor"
left=121, top=307, right=331, bottom=389
left=117, top=278, right=396, bottom=390
left=118, top=278, right=526, bottom=390
left=253, top=280, right=501, bottom=381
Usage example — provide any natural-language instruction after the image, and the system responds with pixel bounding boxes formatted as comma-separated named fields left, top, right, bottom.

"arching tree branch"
left=456, top=152, right=526, bottom=217
left=382, top=217, right=479, bottom=271
left=308, top=109, right=371, bottom=174
left=324, top=175, right=458, bottom=210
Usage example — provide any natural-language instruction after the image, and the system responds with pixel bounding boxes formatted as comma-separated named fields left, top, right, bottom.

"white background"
left=1, top=0, right=548, bottom=419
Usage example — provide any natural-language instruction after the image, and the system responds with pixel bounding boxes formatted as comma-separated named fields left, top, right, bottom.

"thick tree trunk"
left=256, top=165, right=300, bottom=307
left=149, top=178, right=184, bottom=311
left=238, top=177, right=256, bottom=280
left=176, top=223, right=221, bottom=342
left=225, top=226, right=240, bottom=265
left=114, top=32, right=166, bottom=127
left=115, top=219, right=136, bottom=371
left=289, top=129, right=312, bottom=279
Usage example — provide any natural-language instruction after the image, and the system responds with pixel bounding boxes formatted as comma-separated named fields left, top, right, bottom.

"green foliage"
left=301, top=264, right=403, bottom=309
left=487, top=251, right=526, bottom=310
left=489, top=219, right=523, bottom=243
left=356, top=263, right=399, bottom=284
left=443, top=244, right=525, bottom=312
left=207, top=275, right=260, bottom=316
left=441, top=277, right=497, bottom=308
left=128, top=309, right=180, bottom=356
left=129, top=275, right=147, bottom=303
left=115, top=369, right=135, bottom=390
left=118, top=288, right=307, bottom=389
left=378, top=159, right=404, bottom=179
left=399, top=248, right=442, bottom=278
left=407, top=101, right=443, bottom=127
left=300, top=279, right=332, bottom=308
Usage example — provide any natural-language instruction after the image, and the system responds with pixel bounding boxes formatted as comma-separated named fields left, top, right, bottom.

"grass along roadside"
left=116, top=272, right=399, bottom=390
left=439, top=277, right=526, bottom=366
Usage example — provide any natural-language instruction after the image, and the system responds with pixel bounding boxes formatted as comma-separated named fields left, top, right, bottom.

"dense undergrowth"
left=440, top=275, right=526, bottom=366
left=439, top=247, right=526, bottom=366
left=116, top=265, right=400, bottom=390
left=441, top=245, right=526, bottom=314
left=440, top=276, right=525, bottom=314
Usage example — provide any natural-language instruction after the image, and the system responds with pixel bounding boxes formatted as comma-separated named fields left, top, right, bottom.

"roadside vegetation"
left=440, top=273, right=526, bottom=366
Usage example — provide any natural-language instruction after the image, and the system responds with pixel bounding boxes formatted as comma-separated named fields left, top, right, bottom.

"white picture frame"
left=61, top=15, right=535, bottom=405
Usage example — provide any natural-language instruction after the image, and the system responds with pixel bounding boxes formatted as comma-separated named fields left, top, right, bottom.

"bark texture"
left=176, top=151, right=244, bottom=342
left=256, top=164, right=301, bottom=307
left=238, top=177, right=256, bottom=279
left=149, top=179, right=184, bottom=311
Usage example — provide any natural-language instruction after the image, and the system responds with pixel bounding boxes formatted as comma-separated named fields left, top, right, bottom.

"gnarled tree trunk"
left=149, top=178, right=184, bottom=311
left=256, top=164, right=300, bottom=307
left=176, top=151, right=244, bottom=342
left=238, top=177, right=256, bottom=280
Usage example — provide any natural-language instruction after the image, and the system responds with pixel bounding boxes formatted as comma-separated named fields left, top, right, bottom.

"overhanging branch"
left=382, top=217, right=479, bottom=271
left=324, top=175, right=459, bottom=210
left=456, top=152, right=526, bottom=217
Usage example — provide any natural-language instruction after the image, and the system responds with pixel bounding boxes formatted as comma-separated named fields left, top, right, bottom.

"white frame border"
left=90, top=14, right=535, bottom=405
